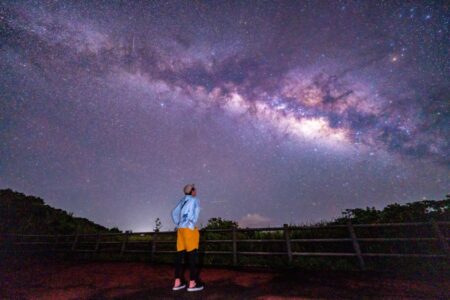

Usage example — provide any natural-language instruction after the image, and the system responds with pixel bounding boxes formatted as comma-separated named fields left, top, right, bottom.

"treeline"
left=0, top=189, right=121, bottom=234
left=201, top=195, right=450, bottom=230
left=1, top=187, right=448, bottom=235
left=332, top=195, right=449, bottom=225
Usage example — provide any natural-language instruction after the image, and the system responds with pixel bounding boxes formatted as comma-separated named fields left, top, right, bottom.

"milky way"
left=1, top=1, right=449, bottom=230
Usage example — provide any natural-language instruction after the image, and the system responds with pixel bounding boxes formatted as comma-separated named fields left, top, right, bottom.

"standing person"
left=171, top=184, right=204, bottom=292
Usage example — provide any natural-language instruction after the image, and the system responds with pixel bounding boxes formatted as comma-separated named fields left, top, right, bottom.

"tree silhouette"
left=204, top=217, right=238, bottom=229
left=333, top=195, right=449, bottom=224
left=154, top=217, right=162, bottom=232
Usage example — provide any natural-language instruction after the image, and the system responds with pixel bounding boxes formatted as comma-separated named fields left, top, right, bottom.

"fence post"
left=121, top=231, right=129, bottom=257
left=94, top=232, right=101, bottom=253
left=151, top=231, right=158, bottom=263
left=431, top=219, right=450, bottom=257
left=347, top=220, right=365, bottom=270
left=232, top=226, right=237, bottom=266
left=284, top=224, right=293, bottom=264
left=71, top=228, right=80, bottom=251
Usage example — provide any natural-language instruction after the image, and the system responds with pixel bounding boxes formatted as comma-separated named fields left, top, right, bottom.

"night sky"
left=1, top=1, right=449, bottom=231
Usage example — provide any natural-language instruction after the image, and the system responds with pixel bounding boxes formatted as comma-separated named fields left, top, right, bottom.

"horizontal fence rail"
left=1, top=221, right=449, bottom=270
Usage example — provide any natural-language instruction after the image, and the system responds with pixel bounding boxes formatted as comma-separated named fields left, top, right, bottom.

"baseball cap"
left=183, top=184, right=195, bottom=195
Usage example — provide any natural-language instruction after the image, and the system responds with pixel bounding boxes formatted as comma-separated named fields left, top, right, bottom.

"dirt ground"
left=1, top=258, right=449, bottom=299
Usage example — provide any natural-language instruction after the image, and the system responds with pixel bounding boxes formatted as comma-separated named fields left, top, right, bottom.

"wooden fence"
left=2, top=221, right=449, bottom=270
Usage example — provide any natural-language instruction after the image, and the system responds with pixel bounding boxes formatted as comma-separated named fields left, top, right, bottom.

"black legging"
left=174, top=249, right=198, bottom=282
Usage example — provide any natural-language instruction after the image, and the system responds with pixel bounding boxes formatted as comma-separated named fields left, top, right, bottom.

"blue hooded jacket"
left=171, top=195, right=200, bottom=230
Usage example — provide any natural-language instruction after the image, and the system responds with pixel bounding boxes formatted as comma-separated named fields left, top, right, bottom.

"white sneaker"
left=172, top=282, right=186, bottom=291
left=187, top=282, right=204, bottom=292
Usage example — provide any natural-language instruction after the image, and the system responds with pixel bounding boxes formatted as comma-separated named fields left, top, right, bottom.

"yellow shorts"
left=176, top=227, right=200, bottom=252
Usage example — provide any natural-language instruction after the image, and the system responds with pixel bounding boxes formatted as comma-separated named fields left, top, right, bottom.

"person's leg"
left=187, top=249, right=198, bottom=285
left=174, top=250, right=186, bottom=280
left=173, top=229, right=187, bottom=289
left=185, top=227, right=203, bottom=291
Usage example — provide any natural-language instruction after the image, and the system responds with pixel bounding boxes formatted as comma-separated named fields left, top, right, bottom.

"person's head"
left=183, top=184, right=196, bottom=196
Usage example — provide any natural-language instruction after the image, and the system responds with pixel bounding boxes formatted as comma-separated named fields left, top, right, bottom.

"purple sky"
left=0, top=1, right=448, bottom=231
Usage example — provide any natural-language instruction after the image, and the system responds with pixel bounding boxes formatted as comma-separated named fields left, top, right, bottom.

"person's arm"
left=171, top=201, right=181, bottom=225
left=191, top=198, right=200, bottom=227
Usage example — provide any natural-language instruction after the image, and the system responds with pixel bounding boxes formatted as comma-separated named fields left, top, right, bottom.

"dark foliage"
left=332, top=194, right=450, bottom=224
left=0, top=188, right=121, bottom=234
left=203, top=217, right=239, bottom=229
